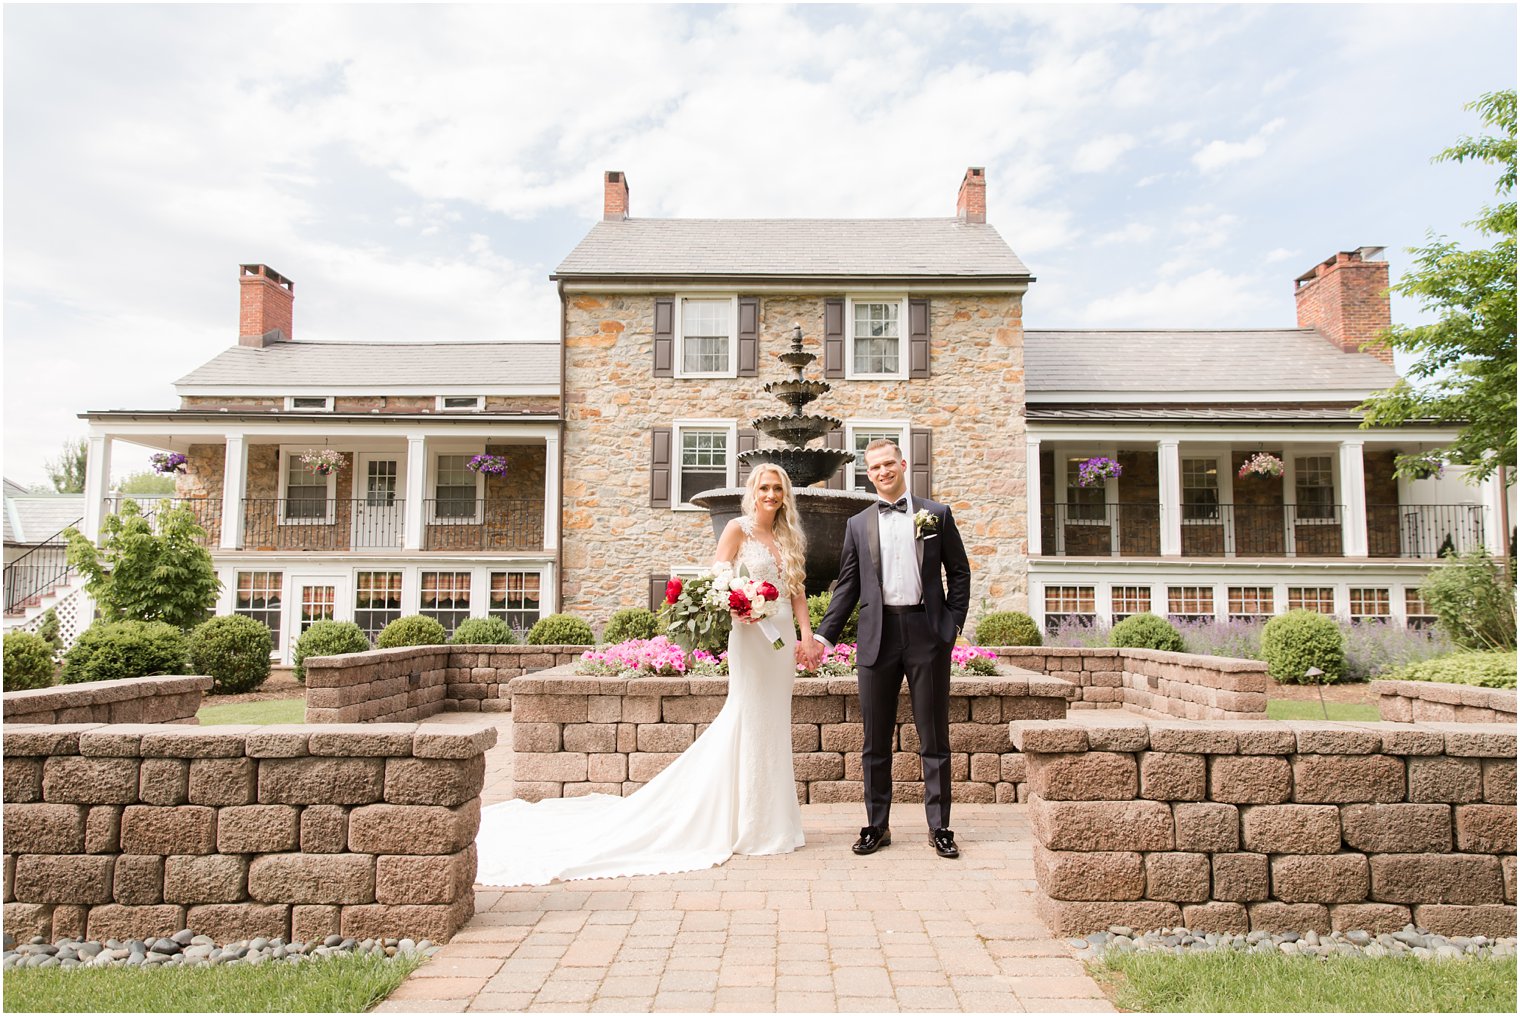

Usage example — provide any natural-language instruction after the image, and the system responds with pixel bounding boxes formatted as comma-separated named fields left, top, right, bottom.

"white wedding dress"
left=475, top=520, right=805, bottom=886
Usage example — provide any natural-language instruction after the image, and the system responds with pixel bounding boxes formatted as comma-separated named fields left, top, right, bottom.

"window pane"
left=354, top=570, right=403, bottom=643
left=234, top=571, right=283, bottom=649
left=1167, top=585, right=1214, bottom=619
left=300, top=585, right=336, bottom=634
left=435, top=455, right=477, bottom=518
left=1287, top=587, right=1335, bottom=614
left=420, top=571, right=471, bottom=636
left=852, top=302, right=900, bottom=374
left=1111, top=586, right=1151, bottom=620
left=679, top=430, right=728, bottom=504
left=1182, top=459, right=1220, bottom=520
left=1349, top=588, right=1391, bottom=619
left=1227, top=586, right=1274, bottom=618
left=1295, top=456, right=1335, bottom=520
left=681, top=300, right=730, bottom=373
left=285, top=457, right=327, bottom=519
left=489, top=570, right=543, bottom=633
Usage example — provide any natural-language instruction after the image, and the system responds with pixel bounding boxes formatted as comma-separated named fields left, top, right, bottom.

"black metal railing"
left=102, top=496, right=221, bottom=547
left=242, top=499, right=405, bottom=552
left=3, top=518, right=81, bottom=615
left=423, top=498, right=545, bottom=551
left=1043, top=502, right=1162, bottom=557
left=1366, top=503, right=1487, bottom=558
left=1042, top=502, right=1347, bottom=558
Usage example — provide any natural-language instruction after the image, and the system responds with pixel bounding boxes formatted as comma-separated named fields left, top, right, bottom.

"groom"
left=813, top=439, right=971, bottom=859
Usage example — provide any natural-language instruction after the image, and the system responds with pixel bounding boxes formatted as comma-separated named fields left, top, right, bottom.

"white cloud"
left=1192, top=117, right=1287, bottom=173
left=1264, top=247, right=1300, bottom=264
left=1072, top=134, right=1137, bottom=173
left=1095, top=222, right=1155, bottom=246
left=1076, top=268, right=1279, bottom=328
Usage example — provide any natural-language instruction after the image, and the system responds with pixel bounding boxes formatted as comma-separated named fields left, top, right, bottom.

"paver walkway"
left=378, top=713, right=1113, bottom=1013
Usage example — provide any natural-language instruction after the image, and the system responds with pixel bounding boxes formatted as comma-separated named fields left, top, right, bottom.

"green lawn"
left=1094, top=952, right=1516, bottom=1013
left=197, top=698, right=306, bottom=725
left=1265, top=698, right=1380, bottom=721
left=2, top=951, right=422, bottom=1013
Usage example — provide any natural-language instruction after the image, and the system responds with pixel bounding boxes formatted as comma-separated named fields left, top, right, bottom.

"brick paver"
left=374, top=712, right=1114, bottom=1013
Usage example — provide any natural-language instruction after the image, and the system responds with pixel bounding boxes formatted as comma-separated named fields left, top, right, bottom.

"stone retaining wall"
left=1374, top=680, right=1517, bottom=725
left=2, top=721, right=495, bottom=944
left=1015, top=713, right=1517, bottom=939
left=303, top=646, right=585, bottom=723
left=509, top=666, right=1079, bottom=804
left=996, top=648, right=1269, bottom=720
left=4, top=676, right=212, bottom=726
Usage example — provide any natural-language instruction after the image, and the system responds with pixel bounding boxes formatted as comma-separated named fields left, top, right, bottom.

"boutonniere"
left=913, top=509, right=938, bottom=540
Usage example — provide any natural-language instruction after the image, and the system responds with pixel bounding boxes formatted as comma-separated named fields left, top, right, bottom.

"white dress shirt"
left=878, top=492, right=923, bottom=607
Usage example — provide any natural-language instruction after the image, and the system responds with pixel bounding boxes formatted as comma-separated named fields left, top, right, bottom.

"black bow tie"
left=878, top=497, right=908, bottom=514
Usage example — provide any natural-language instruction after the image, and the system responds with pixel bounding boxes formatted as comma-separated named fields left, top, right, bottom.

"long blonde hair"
left=742, top=465, right=807, bottom=599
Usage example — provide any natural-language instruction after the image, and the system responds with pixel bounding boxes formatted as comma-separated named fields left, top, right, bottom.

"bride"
left=475, top=464, right=816, bottom=886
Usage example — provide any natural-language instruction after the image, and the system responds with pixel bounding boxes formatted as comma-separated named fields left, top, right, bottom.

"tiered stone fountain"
left=690, top=324, right=878, bottom=594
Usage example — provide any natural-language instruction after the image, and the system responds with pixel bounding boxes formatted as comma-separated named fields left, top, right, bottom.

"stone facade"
left=561, top=291, right=1027, bottom=626
left=1018, top=714, right=1517, bottom=937
left=3, top=676, right=211, bottom=726
left=2, top=721, right=494, bottom=944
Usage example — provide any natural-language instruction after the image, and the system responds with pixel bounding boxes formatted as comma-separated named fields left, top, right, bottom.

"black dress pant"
left=857, top=610, right=952, bottom=831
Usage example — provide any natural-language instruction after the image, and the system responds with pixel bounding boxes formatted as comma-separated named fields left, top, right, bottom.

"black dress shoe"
left=852, top=826, right=891, bottom=855
left=930, top=828, right=959, bottom=859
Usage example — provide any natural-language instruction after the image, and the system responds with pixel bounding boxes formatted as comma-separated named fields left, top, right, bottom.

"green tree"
left=44, top=437, right=89, bottom=493
left=63, top=500, right=221, bottom=630
left=117, top=471, right=177, bottom=495
left=1359, top=90, right=1516, bottom=485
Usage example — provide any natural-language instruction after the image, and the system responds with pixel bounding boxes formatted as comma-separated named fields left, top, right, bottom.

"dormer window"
left=286, top=396, right=334, bottom=411
left=437, top=396, right=485, bottom=412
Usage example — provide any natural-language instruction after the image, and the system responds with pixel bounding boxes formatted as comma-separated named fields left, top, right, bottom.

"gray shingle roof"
left=1026, top=405, right=1372, bottom=422
left=1025, top=329, right=1398, bottom=394
left=554, top=219, right=1031, bottom=279
left=174, top=341, right=559, bottom=389
left=4, top=493, right=85, bottom=545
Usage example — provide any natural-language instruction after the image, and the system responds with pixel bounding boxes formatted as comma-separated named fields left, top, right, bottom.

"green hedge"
left=376, top=614, right=447, bottom=649
left=526, top=613, right=594, bottom=646
left=974, top=611, right=1042, bottom=647
left=1109, top=613, right=1186, bottom=653
left=807, top=592, right=860, bottom=644
left=603, top=608, right=661, bottom=644
left=4, top=632, right=56, bottom=691
left=292, top=620, right=371, bottom=683
left=188, top=615, right=273, bottom=694
left=1261, top=610, right=1347, bottom=684
left=61, top=621, right=189, bottom=684
left=450, top=617, right=519, bottom=646
left=1382, top=650, right=1517, bottom=689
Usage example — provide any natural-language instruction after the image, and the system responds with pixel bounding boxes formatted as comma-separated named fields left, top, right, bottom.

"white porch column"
left=404, top=434, right=428, bottom=551
left=1339, top=440, right=1368, bottom=557
left=1479, top=468, right=1508, bottom=552
left=1025, top=436, right=1042, bottom=556
left=220, top=434, right=247, bottom=550
left=542, top=431, right=561, bottom=552
left=1158, top=439, right=1182, bottom=556
left=82, top=434, right=113, bottom=541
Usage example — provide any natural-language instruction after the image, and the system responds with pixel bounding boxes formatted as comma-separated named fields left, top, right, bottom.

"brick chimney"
left=238, top=264, right=294, bottom=347
left=956, top=166, right=986, bottom=223
left=604, top=170, right=629, bottom=221
left=1293, top=247, right=1393, bottom=364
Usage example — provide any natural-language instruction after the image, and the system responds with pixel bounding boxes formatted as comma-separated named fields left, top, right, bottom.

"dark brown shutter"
left=737, top=297, right=759, bottom=377
left=650, top=427, right=672, bottom=507
left=737, top=428, right=758, bottom=486
left=824, top=429, right=846, bottom=490
left=824, top=298, right=845, bottom=378
left=650, top=573, right=669, bottom=612
left=908, top=298, right=930, bottom=378
left=910, top=428, right=932, bottom=500
left=653, top=297, right=674, bottom=377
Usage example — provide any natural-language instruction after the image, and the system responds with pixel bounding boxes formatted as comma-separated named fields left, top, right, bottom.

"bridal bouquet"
left=725, top=570, right=785, bottom=650
left=662, top=563, right=785, bottom=653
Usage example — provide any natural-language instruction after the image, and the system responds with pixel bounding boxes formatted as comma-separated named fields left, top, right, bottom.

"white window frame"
left=436, top=396, right=485, bottom=412
left=844, top=420, right=911, bottom=493
left=486, top=568, right=547, bottom=632
left=278, top=447, right=337, bottom=525
left=1181, top=455, right=1225, bottom=524
left=673, top=295, right=739, bottom=379
left=671, top=419, right=738, bottom=511
left=1291, top=452, right=1339, bottom=527
left=428, top=451, right=485, bottom=525
left=844, top=294, right=909, bottom=381
left=284, top=396, right=334, bottom=411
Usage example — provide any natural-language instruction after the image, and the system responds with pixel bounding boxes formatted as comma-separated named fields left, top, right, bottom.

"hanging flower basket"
left=149, top=452, right=189, bottom=475
left=1404, top=454, right=1445, bottom=480
left=1237, top=453, right=1285, bottom=480
left=1075, top=456, right=1123, bottom=488
left=467, top=454, right=510, bottom=477
left=299, top=449, right=347, bottom=476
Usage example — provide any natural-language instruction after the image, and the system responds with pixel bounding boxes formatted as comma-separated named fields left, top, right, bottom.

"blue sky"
left=4, top=3, right=1515, bottom=485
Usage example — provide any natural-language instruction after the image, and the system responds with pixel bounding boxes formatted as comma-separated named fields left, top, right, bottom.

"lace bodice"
left=736, top=516, right=783, bottom=584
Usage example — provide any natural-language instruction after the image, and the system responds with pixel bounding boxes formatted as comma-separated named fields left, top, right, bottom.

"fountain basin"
left=690, top=486, right=878, bottom=595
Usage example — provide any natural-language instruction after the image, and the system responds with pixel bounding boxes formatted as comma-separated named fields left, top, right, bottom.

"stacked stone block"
left=3, top=721, right=495, bottom=944
left=508, top=668, right=1078, bottom=804
left=1375, top=679, right=1517, bottom=725
left=1015, top=714, right=1517, bottom=938
left=3, top=676, right=211, bottom=726
left=999, top=647, right=1270, bottom=720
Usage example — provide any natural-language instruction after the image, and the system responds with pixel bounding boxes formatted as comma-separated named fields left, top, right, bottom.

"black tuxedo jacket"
left=816, top=496, right=971, bottom=668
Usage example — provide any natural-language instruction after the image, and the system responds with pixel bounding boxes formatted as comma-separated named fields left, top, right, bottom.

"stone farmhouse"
left=36, top=168, right=1510, bottom=658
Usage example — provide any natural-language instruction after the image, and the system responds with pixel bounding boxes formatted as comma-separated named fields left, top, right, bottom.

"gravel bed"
left=1, top=928, right=441, bottom=971
left=1071, top=924, right=1518, bottom=961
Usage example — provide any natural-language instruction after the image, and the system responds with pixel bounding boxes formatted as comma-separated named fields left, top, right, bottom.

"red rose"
left=665, top=577, right=683, bottom=605
left=759, top=581, right=779, bottom=601
left=728, top=589, right=751, bottom=615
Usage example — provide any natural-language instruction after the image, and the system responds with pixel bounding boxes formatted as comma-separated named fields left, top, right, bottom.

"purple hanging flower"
left=1076, top=456, right=1123, bottom=488
left=150, top=452, right=189, bottom=474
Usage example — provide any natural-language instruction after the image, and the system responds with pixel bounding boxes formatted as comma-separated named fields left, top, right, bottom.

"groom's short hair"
left=863, top=438, right=904, bottom=460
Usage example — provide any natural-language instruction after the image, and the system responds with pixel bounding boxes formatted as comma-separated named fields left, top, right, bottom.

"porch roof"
left=174, top=341, right=559, bottom=390
left=3, top=491, right=85, bottom=545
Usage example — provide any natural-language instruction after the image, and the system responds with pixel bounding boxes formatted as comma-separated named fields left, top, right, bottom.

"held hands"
left=794, top=639, right=824, bottom=671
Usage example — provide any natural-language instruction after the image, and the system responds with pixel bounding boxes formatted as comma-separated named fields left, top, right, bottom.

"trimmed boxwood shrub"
left=602, top=608, right=660, bottom=645
left=450, top=617, right=519, bottom=646
left=1261, top=610, right=1347, bottom=684
left=61, top=620, right=189, bottom=684
left=4, top=632, right=56, bottom=691
left=974, top=611, right=1042, bottom=647
left=376, top=614, right=448, bottom=649
left=292, top=620, right=370, bottom=684
left=188, top=615, right=273, bottom=694
left=36, top=608, right=64, bottom=656
left=807, top=592, right=860, bottom=644
left=1109, top=612, right=1186, bottom=653
left=526, top=613, right=595, bottom=646
left=1382, top=650, right=1517, bottom=689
